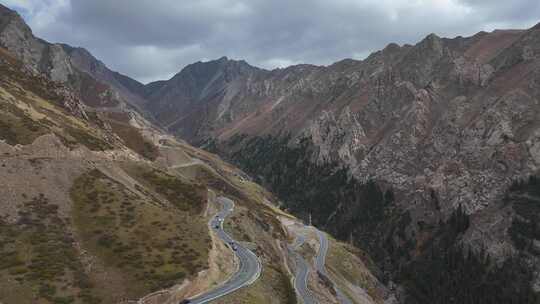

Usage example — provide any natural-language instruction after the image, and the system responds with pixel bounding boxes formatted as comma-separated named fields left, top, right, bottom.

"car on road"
left=179, top=300, right=190, bottom=304
left=228, top=241, right=238, bottom=251
left=215, top=224, right=220, bottom=229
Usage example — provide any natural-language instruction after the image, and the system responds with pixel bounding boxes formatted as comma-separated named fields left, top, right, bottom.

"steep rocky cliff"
left=3, top=2, right=540, bottom=301
left=144, top=21, right=540, bottom=301
left=148, top=22, right=540, bottom=233
left=0, top=5, right=147, bottom=111
left=0, top=5, right=395, bottom=303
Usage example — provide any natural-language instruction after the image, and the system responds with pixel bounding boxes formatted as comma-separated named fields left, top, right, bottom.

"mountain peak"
left=0, top=3, right=30, bottom=33
left=423, top=33, right=442, bottom=43
left=414, top=32, right=444, bottom=55
left=382, top=42, right=402, bottom=54
left=178, top=56, right=258, bottom=78
left=0, top=3, right=16, bottom=16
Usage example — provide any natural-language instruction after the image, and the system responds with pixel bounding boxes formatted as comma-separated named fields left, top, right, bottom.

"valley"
left=0, top=2, right=539, bottom=303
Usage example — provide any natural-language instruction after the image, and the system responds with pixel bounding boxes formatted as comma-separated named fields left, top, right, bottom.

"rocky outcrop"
left=67, top=46, right=148, bottom=107
left=0, top=5, right=44, bottom=74
left=0, top=4, right=148, bottom=111
left=143, top=22, right=540, bottom=275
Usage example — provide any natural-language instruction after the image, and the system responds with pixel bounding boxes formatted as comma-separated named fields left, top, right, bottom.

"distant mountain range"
left=137, top=20, right=540, bottom=302
left=1, top=4, right=392, bottom=304
left=1, top=2, right=540, bottom=302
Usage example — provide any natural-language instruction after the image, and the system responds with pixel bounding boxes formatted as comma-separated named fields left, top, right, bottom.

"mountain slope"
left=0, top=5, right=391, bottom=304
left=145, top=56, right=266, bottom=140
left=0, top=4, right=147, bottom=111
left=0, top=41, right=211, bottom=303
left=2, top=2, right=539, bottom=302
left=144, top=21, right=540, bottom=301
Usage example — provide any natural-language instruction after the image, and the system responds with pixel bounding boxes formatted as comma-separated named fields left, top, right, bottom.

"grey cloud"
left=16, top=0, right=540, bottom=83
left=458, top=0, right=540, bottom=22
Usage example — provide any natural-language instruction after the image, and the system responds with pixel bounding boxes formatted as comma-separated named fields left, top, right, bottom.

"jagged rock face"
left=0, top=7, right=73, bottom=82
left=144, top=56, right=268, bottom=139
left=146, top=23, right=540, bottom=259
left=3, top=0, right=538, bottom=268
left=0, top=5, right=45, bottom=74
left=303, top=27, right=540, bottom=260
left=0, top=4, right=147, bottom=110
left=67, top=46, right=148, bottom=107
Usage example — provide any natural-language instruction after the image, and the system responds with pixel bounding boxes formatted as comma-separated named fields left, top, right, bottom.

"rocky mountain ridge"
left=0, top=4, right=149, bottom=112
left=138, top=20, right=540, bottom=301
left=145, top=22, right=540, bottom=227
left=0, top=4, right=392, bottom=304
left=2, top=2, right=540, bottom=301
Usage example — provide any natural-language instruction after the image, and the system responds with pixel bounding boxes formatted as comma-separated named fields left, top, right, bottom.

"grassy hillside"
left=0, top=47, right=113, bottom=151
left=102, top=112, right=159, bottom=160
left=71, top=168, right=210, bottom=301
left=0, top=46, right=212, bottom=303
left=0, top=41, right=388, bottom=304
left=0, top=194, right=93, bottom=304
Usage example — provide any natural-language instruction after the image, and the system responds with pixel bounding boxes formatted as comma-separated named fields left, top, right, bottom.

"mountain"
left=2, top=2, right=540, bottom=302
left=144, top=21, right=540, bottom=302
left=0, top=5, right=148, bottom=110
left=144, top=56, right=266, bottom=140
left=65, top=45, right=148, bottom=107
left=0, top=4, right=391, bottom=304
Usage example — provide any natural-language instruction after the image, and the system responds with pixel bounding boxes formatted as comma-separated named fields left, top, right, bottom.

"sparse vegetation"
left=326, top=238, right=383, bottom=302
left=0, top=102, right=49, bottom=145
left=104, top=115, right=159, bottom=160
left=70, top=168, right=211, bottom=299
left=0, top=194, right=97, bottom=304
left=63, top=125, right=113, bottom=151
left=0, top=95, right=111, bottom=151
left=0, top=77, right=113, bottom=151
left=0, top=48, right=65, bottom=106
left=123, top=164, right=207, bottom=213
left=0, top=47, right=116, bottom=151
left=213, top=264, right=297, bottom=304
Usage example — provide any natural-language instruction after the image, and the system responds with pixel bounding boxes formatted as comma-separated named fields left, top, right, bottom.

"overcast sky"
left=4, top=0, right=539, bottom=84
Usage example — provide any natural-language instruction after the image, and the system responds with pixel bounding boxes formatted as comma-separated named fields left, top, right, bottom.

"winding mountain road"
left=315, top=229, right=353, bottom=304
left=186, top=197, right=261, bottom=304
left=288, top=234, right=317, bottom=304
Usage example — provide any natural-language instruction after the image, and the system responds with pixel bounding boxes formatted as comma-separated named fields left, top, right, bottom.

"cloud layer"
left=5, top=0, right=540, bottom=83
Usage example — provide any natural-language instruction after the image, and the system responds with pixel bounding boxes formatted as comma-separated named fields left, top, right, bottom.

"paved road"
left=186, top=197, right=262, bottom=304
left=315, top=229, right=353, bottom=304
left=288, top=234, right=317, bottom=304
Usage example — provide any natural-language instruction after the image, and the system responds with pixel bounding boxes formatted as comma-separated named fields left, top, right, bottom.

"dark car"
left=180, top=300, right=190, bottom=304
left=215, top=224, right=220, bottom=229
